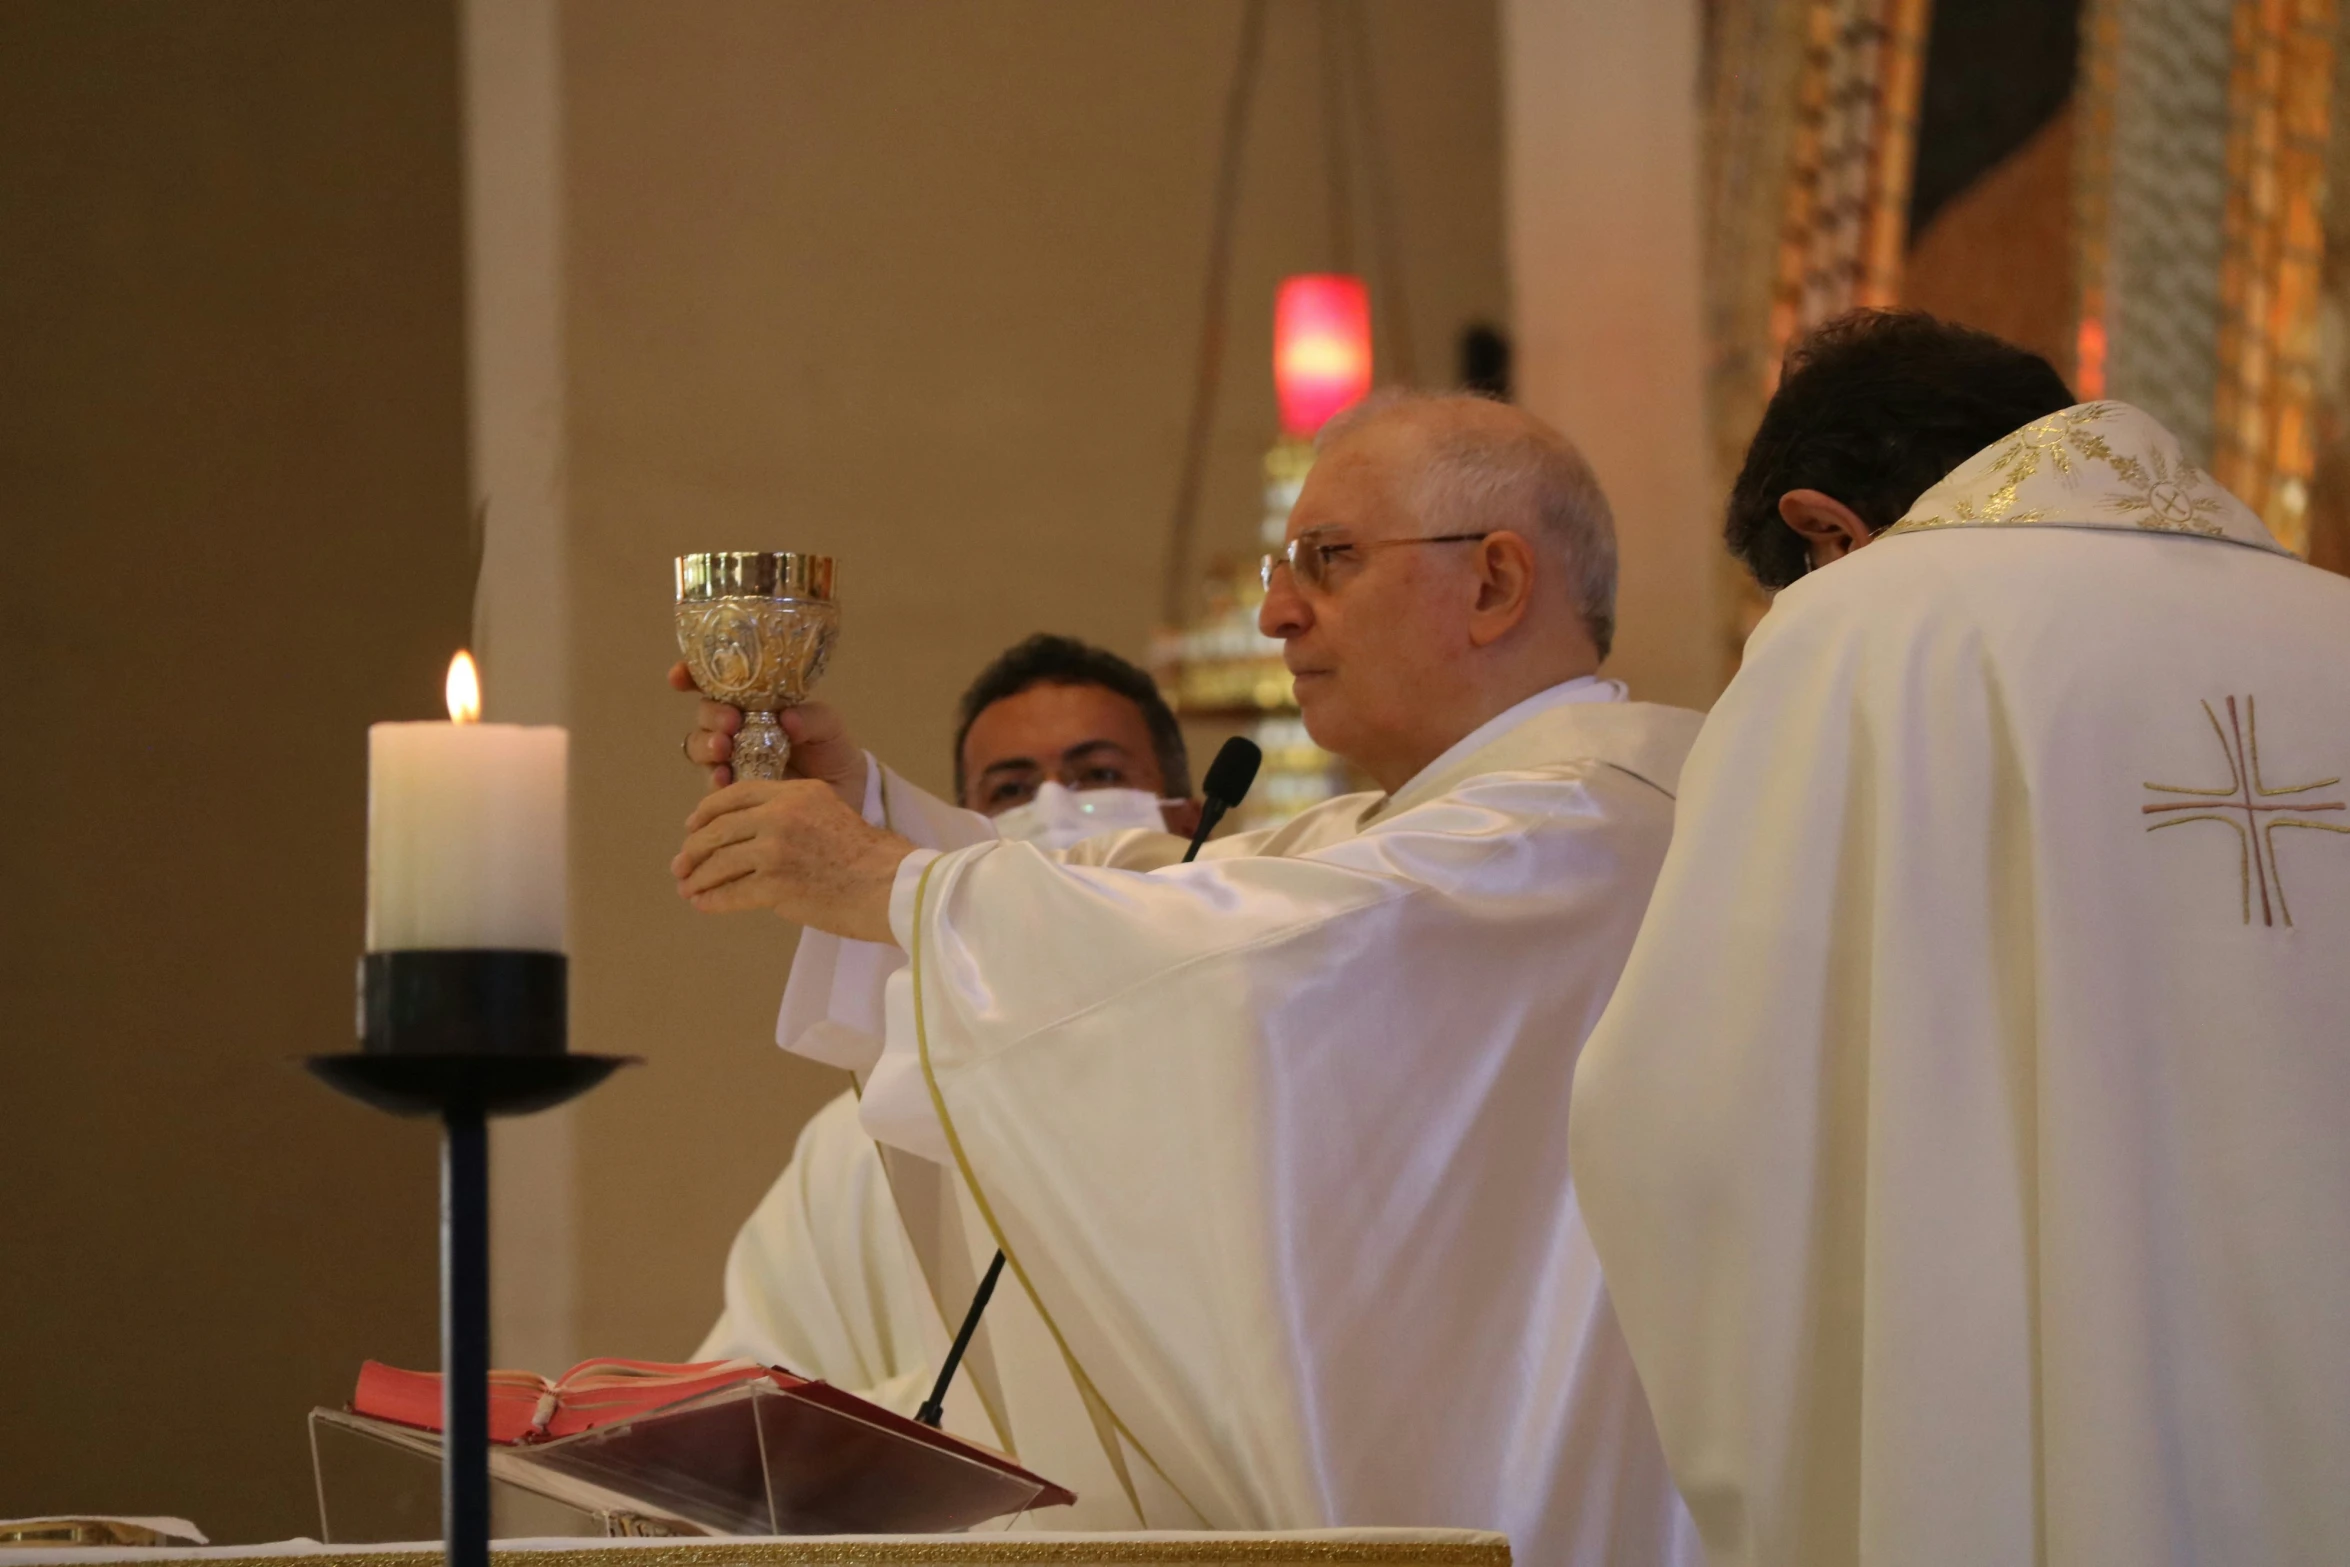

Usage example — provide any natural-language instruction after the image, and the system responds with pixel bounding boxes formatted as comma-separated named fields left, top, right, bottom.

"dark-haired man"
left=679, top=635, right=1201, bottom=1527
left=1572, top=310, right=2350, bottom=1567
left=681, top=632, right=1197, bottom=836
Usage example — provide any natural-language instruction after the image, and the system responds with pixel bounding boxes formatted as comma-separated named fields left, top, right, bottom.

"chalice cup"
left=674, top=551, right=840, bottom=782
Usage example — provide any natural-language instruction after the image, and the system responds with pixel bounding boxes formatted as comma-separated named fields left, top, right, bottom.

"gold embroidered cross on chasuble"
left=2145, top=696, right=2349, bottom=927
left=1881, top=402, right=2348, bottom=927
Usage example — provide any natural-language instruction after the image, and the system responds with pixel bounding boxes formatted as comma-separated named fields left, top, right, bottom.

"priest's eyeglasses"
left=1260, top=531, right=1493, bottom=593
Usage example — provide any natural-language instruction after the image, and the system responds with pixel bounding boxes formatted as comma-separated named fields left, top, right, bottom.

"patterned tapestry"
left=2210, top=0, right=2340, bottom=555
left=1702, top=0, right=2350, bottom=671
left=2307, top=10, right=2350, bottom=571
left=2083, top=0, right=2341, bottom=555
left=1701, top=0, right=1931, bottom=654
left=2080, top=0, right=2240, bottom=450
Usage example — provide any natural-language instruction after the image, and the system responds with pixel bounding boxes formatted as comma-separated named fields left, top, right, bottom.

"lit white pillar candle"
left=367, top=651, right=567, bottom=953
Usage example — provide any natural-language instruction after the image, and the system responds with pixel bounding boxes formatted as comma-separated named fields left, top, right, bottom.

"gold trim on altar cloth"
left=120, top=1543, right=1508, bottom=1567
left=1885, top=401, right=2297, bottom=554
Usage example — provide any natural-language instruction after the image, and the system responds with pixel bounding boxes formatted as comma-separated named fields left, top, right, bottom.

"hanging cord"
left=1159, top=0, right=1272, bottom=629
left=1343, top=4, right=1418, bottom=385
left=1319, top=0, right=1357, bottom=275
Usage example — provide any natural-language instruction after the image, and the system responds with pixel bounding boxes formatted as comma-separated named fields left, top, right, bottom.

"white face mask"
left=993, top=781, right=1171, bottom=849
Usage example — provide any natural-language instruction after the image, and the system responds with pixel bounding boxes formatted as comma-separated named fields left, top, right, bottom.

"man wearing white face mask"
left=993, top=781, right=1166, bottom=849
left=679, top=635, right=1201, bottom=1525
left=949, top=634, right=1203, bottom=846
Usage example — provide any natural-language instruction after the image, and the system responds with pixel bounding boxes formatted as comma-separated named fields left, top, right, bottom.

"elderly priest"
left=1572, top=312, right=2350, bottom=1567
left=672, top=392, right=1704, bottom=1565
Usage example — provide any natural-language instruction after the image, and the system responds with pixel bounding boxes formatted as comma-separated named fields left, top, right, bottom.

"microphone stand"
left=916, top=739, right=1261, bottom=1428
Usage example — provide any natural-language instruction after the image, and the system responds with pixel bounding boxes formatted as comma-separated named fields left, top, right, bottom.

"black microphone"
left=914, top=735, right=1263, bottom=1428
left=1182, top=737, right=1263, bottom=864
left=915, top=1249, right=1004, bottom=1429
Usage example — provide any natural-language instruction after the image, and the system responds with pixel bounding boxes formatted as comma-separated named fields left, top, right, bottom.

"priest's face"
left=1260, top=426, right=1480, bottom=782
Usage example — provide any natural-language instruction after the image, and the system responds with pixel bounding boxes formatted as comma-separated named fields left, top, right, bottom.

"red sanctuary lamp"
left=1274, top=273, right=1374, bottom=437
left=1154, top=273, right=1373, bottom=826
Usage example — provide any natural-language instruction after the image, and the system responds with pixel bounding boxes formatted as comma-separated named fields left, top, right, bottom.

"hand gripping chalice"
left=675, top=552, right=840, bottom=781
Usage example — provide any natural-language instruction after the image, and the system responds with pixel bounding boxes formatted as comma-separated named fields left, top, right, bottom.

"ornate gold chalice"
left=674, top=551, right=840, bottom=781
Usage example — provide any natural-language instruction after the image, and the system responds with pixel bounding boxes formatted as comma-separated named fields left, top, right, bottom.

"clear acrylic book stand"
left=310, top=1380, right=1061, bottom=1540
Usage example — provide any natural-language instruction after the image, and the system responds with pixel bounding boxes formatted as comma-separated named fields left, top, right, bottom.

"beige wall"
left=543, top=0, right=1513, bottom=1361
left=3, top=0, right=1526, bottom=1531
left=1502, top=0, right=1720, bottom=710
left=0, top=2, right=470, bottom=1541
left=464, top=0, right=582, bottom=1381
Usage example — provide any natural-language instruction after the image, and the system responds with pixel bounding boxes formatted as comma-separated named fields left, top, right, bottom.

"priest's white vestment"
left=693, top=1086, right=1179, bottom=1528
left=716, top=763, right=1177, bottom=1530
left=838, top=679, right=1706, bottom=1565
left=694, top=1088, right=936, bottom=1416
left=1570, top=403, right=2350, bottom=1567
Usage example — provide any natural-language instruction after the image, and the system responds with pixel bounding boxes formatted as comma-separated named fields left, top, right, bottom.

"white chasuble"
left=695, top=1087, right=938, bottom=1416
left=1571, top=403, right=2350, bottom=1567
left=854, top=681, right=1707, bottom=1566
left=721, top=761, right=1166, bottom=1530
left=695, top=1083, right=1175, bottom=1530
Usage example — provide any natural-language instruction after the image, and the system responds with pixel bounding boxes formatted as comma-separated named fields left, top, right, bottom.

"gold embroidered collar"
left=1883, top=401, right=2292, bottom=556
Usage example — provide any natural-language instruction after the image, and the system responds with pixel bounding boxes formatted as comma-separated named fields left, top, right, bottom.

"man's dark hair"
left=952, top=634, right=1192, bottom=801
left=1725, top=309, right=2077, bottom=590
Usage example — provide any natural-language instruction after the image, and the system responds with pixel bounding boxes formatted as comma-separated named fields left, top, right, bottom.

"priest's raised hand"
left=671, top=776, right=911, bottom=941
left=667, top=661, right=866, bottom=803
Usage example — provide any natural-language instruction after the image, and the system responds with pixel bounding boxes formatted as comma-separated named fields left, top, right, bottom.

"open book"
left=356, top=1358, right=798, bottom=1446
left=344, top=1357, right=1073, bottom=1535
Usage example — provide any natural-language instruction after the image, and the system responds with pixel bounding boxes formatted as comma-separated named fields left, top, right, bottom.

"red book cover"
left=353, top=1358, right=792, bottom=1445
left=350, top=1357, right=1074, bottom=1506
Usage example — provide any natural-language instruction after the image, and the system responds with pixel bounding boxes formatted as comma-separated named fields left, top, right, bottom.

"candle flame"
left=446, top=650, right=482, bottom=724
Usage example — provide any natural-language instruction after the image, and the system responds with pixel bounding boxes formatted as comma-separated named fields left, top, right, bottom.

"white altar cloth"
left=0, top=1528, right=1510, bottom=1566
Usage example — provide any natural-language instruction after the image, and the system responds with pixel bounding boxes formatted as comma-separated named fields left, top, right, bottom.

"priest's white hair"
left=1317, top=390, right=1619, bottom=659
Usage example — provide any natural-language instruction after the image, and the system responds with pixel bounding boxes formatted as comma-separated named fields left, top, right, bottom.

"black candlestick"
left=309, top=948, right=631, bottom=1567
left=442, top=1106, right=488, bottom=1567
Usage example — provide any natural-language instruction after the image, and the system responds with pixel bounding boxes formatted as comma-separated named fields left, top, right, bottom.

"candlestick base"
left=306, top=1052, right=632, bottom=1118
left=308, top=1050, right=630, bottom=1567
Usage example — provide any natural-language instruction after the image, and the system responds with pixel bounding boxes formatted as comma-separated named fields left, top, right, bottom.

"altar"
left=0, top=1533, right=1510, bottom=1567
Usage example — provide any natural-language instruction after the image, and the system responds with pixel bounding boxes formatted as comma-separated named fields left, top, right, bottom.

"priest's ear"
left=1778, top=490, right=1876, bottom=573
left=1466, top=529, right=1539, bottom=647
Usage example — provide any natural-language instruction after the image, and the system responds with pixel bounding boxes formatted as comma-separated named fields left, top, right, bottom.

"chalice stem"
left=733, top=709, right=793, bottom=781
